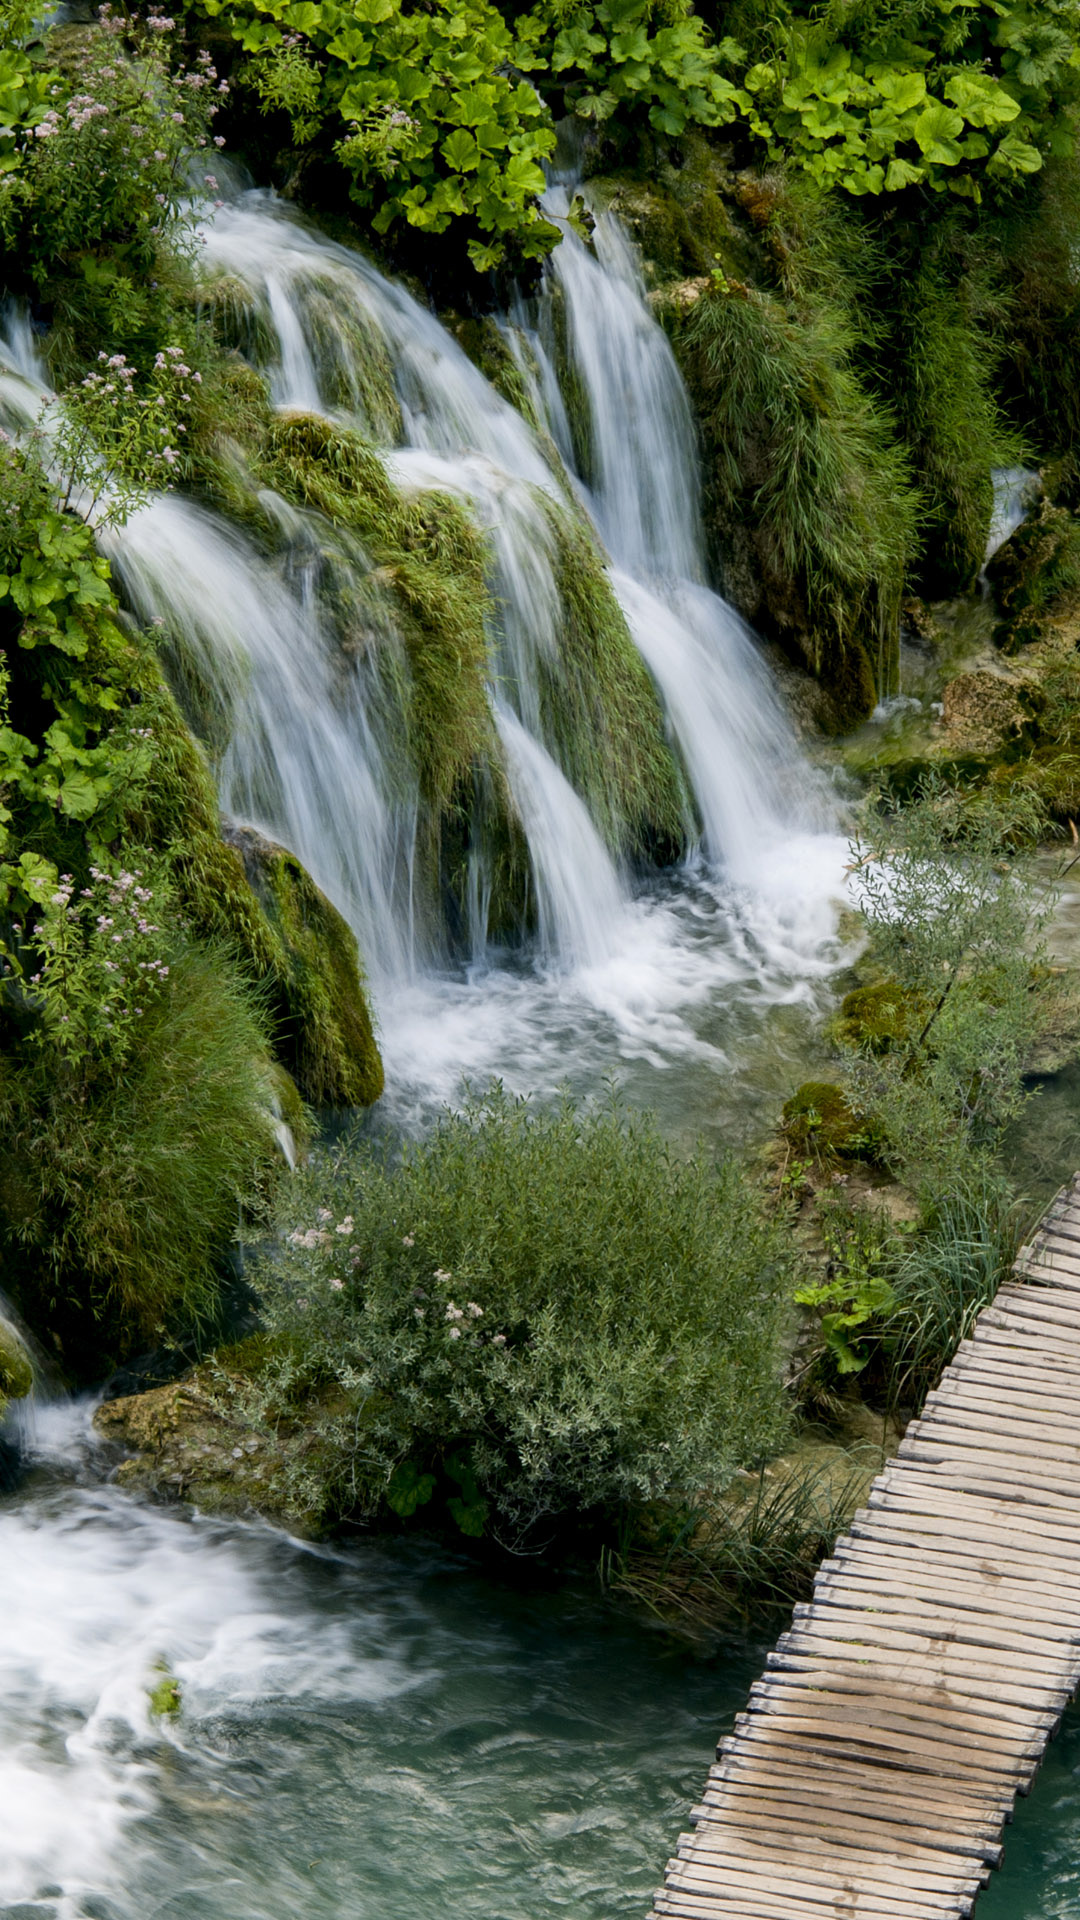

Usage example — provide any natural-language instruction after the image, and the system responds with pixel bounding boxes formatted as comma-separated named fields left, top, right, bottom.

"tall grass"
left=883, top=1172, right=1024, bottom=1407
left=676, top=217, right=919, bottom=713
left=605, top=1451, right=878, bottom=1629
left=0, top=941, right=281, bottom=1361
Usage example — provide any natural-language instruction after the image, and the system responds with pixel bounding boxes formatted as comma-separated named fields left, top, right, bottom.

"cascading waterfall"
left=3, top=188, right=845, bottom=1115
left=514, top=181, right=827, bottom=876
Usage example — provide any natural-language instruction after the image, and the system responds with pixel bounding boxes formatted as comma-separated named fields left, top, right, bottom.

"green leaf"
left=386, top=1460, right=437, bottom=1517
left=884, top=154, right=925, bottom=188
left=57, top=769, right=103, bottom=819
left=447, top=1492, right=489, bottom=1536
left=945, top=70, right=1021, bottom=126
left=872, top=69, right=926, bottom=112
left=913, top=98, right=965, bottom=163
left=442, top=127, right=480, bottom=170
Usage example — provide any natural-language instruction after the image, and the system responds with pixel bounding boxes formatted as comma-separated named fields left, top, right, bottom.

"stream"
left=0, top=1401, right=765, bottom=1920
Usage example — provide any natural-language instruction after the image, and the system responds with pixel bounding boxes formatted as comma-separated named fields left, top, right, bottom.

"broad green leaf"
left=945, top=69, right=1021, bottom=126
left=913, top=98, right=965, bottom=162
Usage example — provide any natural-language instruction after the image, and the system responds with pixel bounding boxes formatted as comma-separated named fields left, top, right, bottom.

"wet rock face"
left=0, top=1322, right=34, bottom=1415
left=941, top=669, right=1030, bottom=750
left=95, top=1379, right=290, bottom=1523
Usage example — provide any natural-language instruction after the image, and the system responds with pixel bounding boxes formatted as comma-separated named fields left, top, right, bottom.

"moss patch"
left=782, top=1082, right=877, bottom=1161
left=225, top=825, right=384, bottom=1109
left=261, top=413, right=495, bottom=816
left=834, top=981, right=923, bottom=1054
left=539, top=498, right=689, bottom=859
left=126, top=670, right=382, bottom=1109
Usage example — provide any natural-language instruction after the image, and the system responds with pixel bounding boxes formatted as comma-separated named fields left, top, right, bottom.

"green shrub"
left=674, top=262, right=917, bottom=715
left=841, top=781, right=1055, bottom=1186
left=738, top=0, right=1080, bottom=205
left=239, top=1087, right=793, bottom=1542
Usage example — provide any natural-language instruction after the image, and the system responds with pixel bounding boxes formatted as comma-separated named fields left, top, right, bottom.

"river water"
left=0, top=1401, right=765, bottom=1920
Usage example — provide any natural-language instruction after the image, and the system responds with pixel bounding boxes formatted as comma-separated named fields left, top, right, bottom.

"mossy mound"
left=835, top=981, right=922, bottom=1054
left=225, top=825, right=383, bottom=1110
left=128, top=670, right=381, bottom=1109
left=0, top=1321, right=34, bottom=1410
left=782, top=1082, right=878, bottom=1160
left=261, top=413, right=495, bottom=816
left=539, top=499, right=689, bottom=858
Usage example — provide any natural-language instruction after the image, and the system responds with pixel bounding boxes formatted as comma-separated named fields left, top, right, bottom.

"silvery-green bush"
left=250, top=1087, right=792, bottom=1544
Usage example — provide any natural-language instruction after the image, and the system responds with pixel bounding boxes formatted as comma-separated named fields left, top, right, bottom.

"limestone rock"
left=941, top=669, right=1027, bottom=749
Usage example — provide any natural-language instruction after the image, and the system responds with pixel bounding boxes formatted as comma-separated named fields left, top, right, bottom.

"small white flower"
left=447, top=1326, right=462, bottom=1340
left=492, top=1334, right=506, bottom=1348
left=467, top=1302, right=483, bottom=1319
left=329, top=1278, right=344, bottom=1292
left=402, top=1234, right=415, bottom=1248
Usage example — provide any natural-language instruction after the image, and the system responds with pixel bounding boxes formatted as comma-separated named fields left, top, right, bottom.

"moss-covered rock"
left=127, top=671, right=383, bottom=1109
left=942, top=670, right=1033, bottom=752
left=94, top=1343, right=340, bottom=1533
left=782, top=1082, right=876, bottom=1160
left=0, top=1320, right=34, bottom=1412
left=539, top=498, right=689, bottom=858
left=261, top=413, right=495, bottom=817
left=987, top=499, right=1080, bottom=650
left=225, top=825, right=384, bottom=1109
left=835, top=981, right=922, bottom=1054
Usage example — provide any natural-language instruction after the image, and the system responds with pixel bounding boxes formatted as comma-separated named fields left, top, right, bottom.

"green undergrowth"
left=787, top=782, right=1067, bottom=1415
left=0, top=938, right=281, bottom=1367
left=218, top=1086, right=794, bottom=1546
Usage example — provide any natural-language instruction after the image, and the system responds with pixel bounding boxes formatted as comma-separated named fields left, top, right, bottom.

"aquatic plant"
left=236, top=1086, right=794, bottom=1544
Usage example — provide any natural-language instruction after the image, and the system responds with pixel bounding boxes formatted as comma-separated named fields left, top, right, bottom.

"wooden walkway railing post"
left=651, top=1172, right=1080, bottom=1920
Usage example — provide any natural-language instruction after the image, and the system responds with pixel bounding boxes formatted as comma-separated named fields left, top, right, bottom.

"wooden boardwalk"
left=651, top=1173, right=1080, bottom=1920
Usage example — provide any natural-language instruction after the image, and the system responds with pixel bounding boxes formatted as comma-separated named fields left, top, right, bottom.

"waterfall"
left=495, top=706, right=624, bottom=967
left=102, top=495, right=419, bottom=985
left=515, top=183, right=828, bottom=876
left=4, top=191, right=845, bottom=1112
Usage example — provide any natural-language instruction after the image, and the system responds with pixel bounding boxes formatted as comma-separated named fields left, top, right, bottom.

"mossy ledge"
left=127, top=670, right=383, bottom=1110
left=225, top=825, right=384, bottom=1110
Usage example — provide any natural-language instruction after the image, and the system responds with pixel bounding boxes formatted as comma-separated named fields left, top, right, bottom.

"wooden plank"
left=675, top=1831, right=983, bottom=1896
left=650, top=1175, right=1080, bottom=1920
left=693, top=1789, right=1002, bottom=1864
left=694, top=1787, right=1003, bottom=1862
left=751, top=1665, right=1060, bottom=1733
